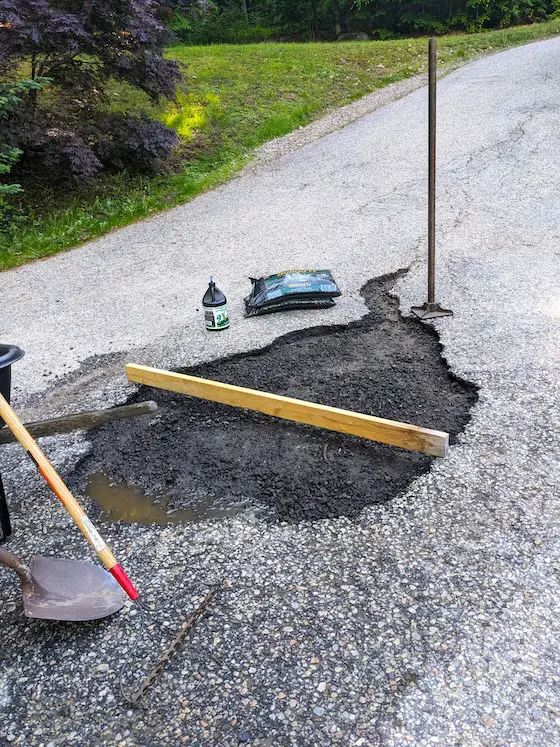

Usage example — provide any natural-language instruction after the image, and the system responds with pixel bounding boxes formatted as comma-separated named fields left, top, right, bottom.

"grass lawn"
left=2, top=19, right=559, bottom=270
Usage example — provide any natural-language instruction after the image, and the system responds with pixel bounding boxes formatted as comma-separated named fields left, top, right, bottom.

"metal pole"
left=428, top=37, right=436, bottom=304
left=411, top=38, right=453, bottom=321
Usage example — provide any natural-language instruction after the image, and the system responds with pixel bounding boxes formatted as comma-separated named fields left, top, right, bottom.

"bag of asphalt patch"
left=244, top=270, right=341, bottom=317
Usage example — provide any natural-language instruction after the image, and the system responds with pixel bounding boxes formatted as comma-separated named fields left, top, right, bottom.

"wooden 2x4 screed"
left=125, top=364, right=449, bottom=458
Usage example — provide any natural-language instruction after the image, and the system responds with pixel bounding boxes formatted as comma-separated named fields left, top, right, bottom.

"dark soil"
left=73, top=273, right=478, bottom=523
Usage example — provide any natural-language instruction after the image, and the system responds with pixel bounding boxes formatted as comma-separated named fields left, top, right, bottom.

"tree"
left=0, top=0, right=182, bottom=183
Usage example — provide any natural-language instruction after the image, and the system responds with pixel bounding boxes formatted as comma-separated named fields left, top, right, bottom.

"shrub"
left=94, top=114, right=181, bottom=174
left=0, top=0, right=181, bottom=185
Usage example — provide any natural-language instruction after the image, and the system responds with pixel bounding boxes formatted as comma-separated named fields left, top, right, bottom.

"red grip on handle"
left=110, top=564, right=139, bottom=600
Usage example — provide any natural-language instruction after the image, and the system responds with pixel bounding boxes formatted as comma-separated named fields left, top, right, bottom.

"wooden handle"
left=0, top=401, right=158, bottom=445
left=0, top=393, right=138, bottom=600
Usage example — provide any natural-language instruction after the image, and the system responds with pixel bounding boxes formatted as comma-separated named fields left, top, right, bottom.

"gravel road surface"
left=1, top=38, right=559, bottom=746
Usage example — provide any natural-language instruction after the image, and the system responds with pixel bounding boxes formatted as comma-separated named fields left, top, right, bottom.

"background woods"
left=167, top=0, right=560, bottom=44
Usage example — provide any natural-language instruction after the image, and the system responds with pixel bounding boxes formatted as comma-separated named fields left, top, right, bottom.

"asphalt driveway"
left=1, top=37, right=559, bottom=746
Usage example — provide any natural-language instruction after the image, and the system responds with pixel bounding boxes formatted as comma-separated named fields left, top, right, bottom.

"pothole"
left=73, top=272, right=478, bottom=523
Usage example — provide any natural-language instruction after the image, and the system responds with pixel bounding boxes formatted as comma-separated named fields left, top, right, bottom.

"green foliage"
left=0, top=78, right=48, bottom=233
left=0, top=147, right=24, bottom=232
left=0, top=81, right=42, bottom=193
left=452, top=0, right=555, bottom=31
left=1, top=19, right=560, bottom=268
left=169, top=0, right=559, bottom=43
left=171, top=6, right=277, bottom=44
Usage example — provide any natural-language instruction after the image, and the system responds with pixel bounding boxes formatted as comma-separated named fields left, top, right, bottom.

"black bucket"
left=0, top=344, right=25, bottom=428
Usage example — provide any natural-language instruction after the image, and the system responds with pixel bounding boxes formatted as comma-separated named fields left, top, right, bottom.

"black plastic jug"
left=202, top=277, right=230, bottom=331
left=0, top=344, right=25, bottom=428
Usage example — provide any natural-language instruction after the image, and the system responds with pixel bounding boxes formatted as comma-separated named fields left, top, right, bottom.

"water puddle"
left=86, top=473, right=253, bottom=524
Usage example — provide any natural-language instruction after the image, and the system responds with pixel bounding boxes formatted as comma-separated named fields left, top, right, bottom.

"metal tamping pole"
left=411, top=37, right=453, bottom=320
left=427, top=36, right=437, bottom=304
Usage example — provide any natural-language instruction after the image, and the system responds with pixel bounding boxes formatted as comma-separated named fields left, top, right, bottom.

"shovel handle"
left=0, top=394, right=138, bottom=600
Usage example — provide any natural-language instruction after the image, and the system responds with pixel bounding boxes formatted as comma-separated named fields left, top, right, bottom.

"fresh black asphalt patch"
left=73, top=272, right=478, bottom=523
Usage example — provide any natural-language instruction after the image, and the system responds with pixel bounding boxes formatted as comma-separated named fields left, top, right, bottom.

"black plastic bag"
left=244, top=270, right=341, bottom=317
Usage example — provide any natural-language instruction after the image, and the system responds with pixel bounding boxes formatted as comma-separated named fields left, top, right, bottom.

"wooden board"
left=126, top=364, right=448, bottom=457
left=0, top=401, right=158, bottom=445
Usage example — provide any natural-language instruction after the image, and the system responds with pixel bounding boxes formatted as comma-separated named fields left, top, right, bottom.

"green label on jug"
left=205, top=303, right=229, bottom=330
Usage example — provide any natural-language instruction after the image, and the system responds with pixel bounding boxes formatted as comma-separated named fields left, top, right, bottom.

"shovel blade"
left=23, top=556, right=125, bottom=621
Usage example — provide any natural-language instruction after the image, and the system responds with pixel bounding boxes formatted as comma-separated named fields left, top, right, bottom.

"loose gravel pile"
left=73, top=274, right=477, bottom=524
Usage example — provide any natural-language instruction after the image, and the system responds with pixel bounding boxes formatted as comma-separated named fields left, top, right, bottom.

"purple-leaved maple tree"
left=0, top=0, right=181, bottom=182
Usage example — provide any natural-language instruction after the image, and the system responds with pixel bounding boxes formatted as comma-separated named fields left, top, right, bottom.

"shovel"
left=0, top=547, right=124, bottom=621
left=0, top=391, right=216, bottom=699
left=0, top=392, right=138, bottom=601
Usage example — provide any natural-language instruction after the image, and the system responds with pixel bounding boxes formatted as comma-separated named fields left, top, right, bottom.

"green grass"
left=2, top=19, right=560, bottom=270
